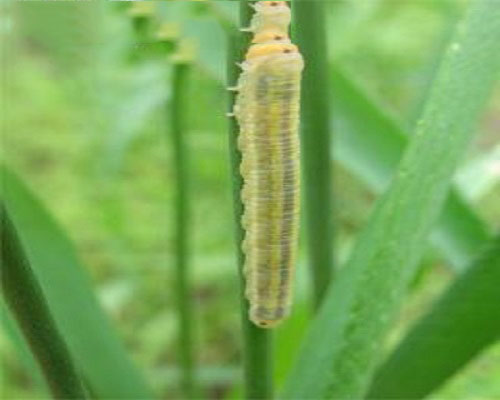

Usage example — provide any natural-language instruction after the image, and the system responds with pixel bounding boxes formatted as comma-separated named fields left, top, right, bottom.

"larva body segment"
left=252, top=29, right=291, bottom=45
left=234, top=42, right=304, bottom=328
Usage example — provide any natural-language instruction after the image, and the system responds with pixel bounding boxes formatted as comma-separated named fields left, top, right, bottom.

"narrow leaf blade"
left=367, top=236, right=500, bottom=399
left=331, top=65, right=491, bottom=270
left=1, top=165, right=154, bottom=399
left=284, top=1, right=500, bottom=397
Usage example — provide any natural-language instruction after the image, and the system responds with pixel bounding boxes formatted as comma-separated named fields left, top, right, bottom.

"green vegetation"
left=1, top=167, right=154, bottom=399
left=171, top=61, right=196, bottom=399
left=368, top=235, right=500, bottom=399
left=284, top=1, right=500, bottom=397
left=1, top=1, right=499, bottom=399
left=292, top=0, right=334, bottom=306
left=1, top=203, right=86, bottom=398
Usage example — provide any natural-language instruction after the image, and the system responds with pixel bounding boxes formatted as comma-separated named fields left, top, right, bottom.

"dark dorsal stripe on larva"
left=278, top=81, right=295, bottom=306
left=249, top=79, right=292, bottom=325
left=254, top=74, right=273, bottom=303
left=251, top=70, right=277, bottom=316
left=250, top=66, right=297, bottom=324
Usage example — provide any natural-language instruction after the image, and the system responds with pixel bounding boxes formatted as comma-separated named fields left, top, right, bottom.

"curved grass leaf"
left=1, top=301, right=49, bottom=396
left=0, top=165, right=154, bottom=399
left=367, top=235, right=500, bottom=399
left=331, top=65, right=491, bottom=270
left=283, top=0, right=500, bottom=398
left=1, top=205, right=87, bottom=398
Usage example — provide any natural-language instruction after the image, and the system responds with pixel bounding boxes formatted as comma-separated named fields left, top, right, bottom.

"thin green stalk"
left=171, top=61, right=196, bottom=398
left=292, top=0, right=334, bottom=308
left=0, top=204, right=87, bottom=399
left=226, top=1, right=273, bottom=398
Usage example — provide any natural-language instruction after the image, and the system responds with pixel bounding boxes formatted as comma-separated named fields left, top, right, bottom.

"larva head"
left=252, top=29, right=290, bottom=44
left=245, top=43, right=299, bottom=60
left=251, top=1, right=291, bottom=33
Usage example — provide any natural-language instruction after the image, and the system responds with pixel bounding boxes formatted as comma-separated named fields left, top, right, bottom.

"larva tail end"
left=240, top=27, right=254, bottom=33
left=249, top=306, right=289, bottom=329
left=226, top=112, right=235, bottom=118
left=227, top=86, right=239, bottom=92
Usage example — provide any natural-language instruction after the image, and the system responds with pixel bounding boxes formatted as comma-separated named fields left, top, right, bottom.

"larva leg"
left=226, top=104, right=240, bottom=118
left=236, top=62, right=250, bottom=70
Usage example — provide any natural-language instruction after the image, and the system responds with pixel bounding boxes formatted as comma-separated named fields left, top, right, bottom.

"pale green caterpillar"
left=233, top=1, right=303, bottom=328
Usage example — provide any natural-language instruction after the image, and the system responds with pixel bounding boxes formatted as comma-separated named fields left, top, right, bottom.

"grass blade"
left=170, top=61, right=196, bottom=398
left=331, top=65, right=491, bottom=270
left=292, top=0, right=334, bottom=306
left=1, top=204, right=87, bottom=399
left=1, top=301, right=49, bottom=395
left=283, top=0, right=500, bottom=397
left=1, top=165, right=154, bottom=399
left=226, top=1, right=273, bottom=398
left=367, top=235, right=500, bottom=399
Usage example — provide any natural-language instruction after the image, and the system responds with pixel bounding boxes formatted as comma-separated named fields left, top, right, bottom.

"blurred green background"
left=1, top=0, right=499, bottom=399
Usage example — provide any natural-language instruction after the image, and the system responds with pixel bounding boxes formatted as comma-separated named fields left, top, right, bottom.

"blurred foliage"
left=1, top=0, right=499, bottom=399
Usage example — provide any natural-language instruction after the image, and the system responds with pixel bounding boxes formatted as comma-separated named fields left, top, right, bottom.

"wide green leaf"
left=283, top=0, right=500, bottom=398
left=0, top=165, right=154, bottom=399
left=2, top=204, right=87, bottom=398
left=331, top=65, right=491, bottom=270
left=367, top=235, right=500, bottom=399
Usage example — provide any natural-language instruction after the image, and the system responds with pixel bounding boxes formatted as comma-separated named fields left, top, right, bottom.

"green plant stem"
left=292, top=0, right=334, bottom=308
left=171, top=62, right=196, bottom=399
left=226, top=1, right=273, bottom=399
left=367, top=234, right=500, bottom=399
left=0, top=204, right=87, bottom=399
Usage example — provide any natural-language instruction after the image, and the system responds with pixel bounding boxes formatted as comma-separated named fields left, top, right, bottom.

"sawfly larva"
left=233, top=5, right=304, bottom=328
